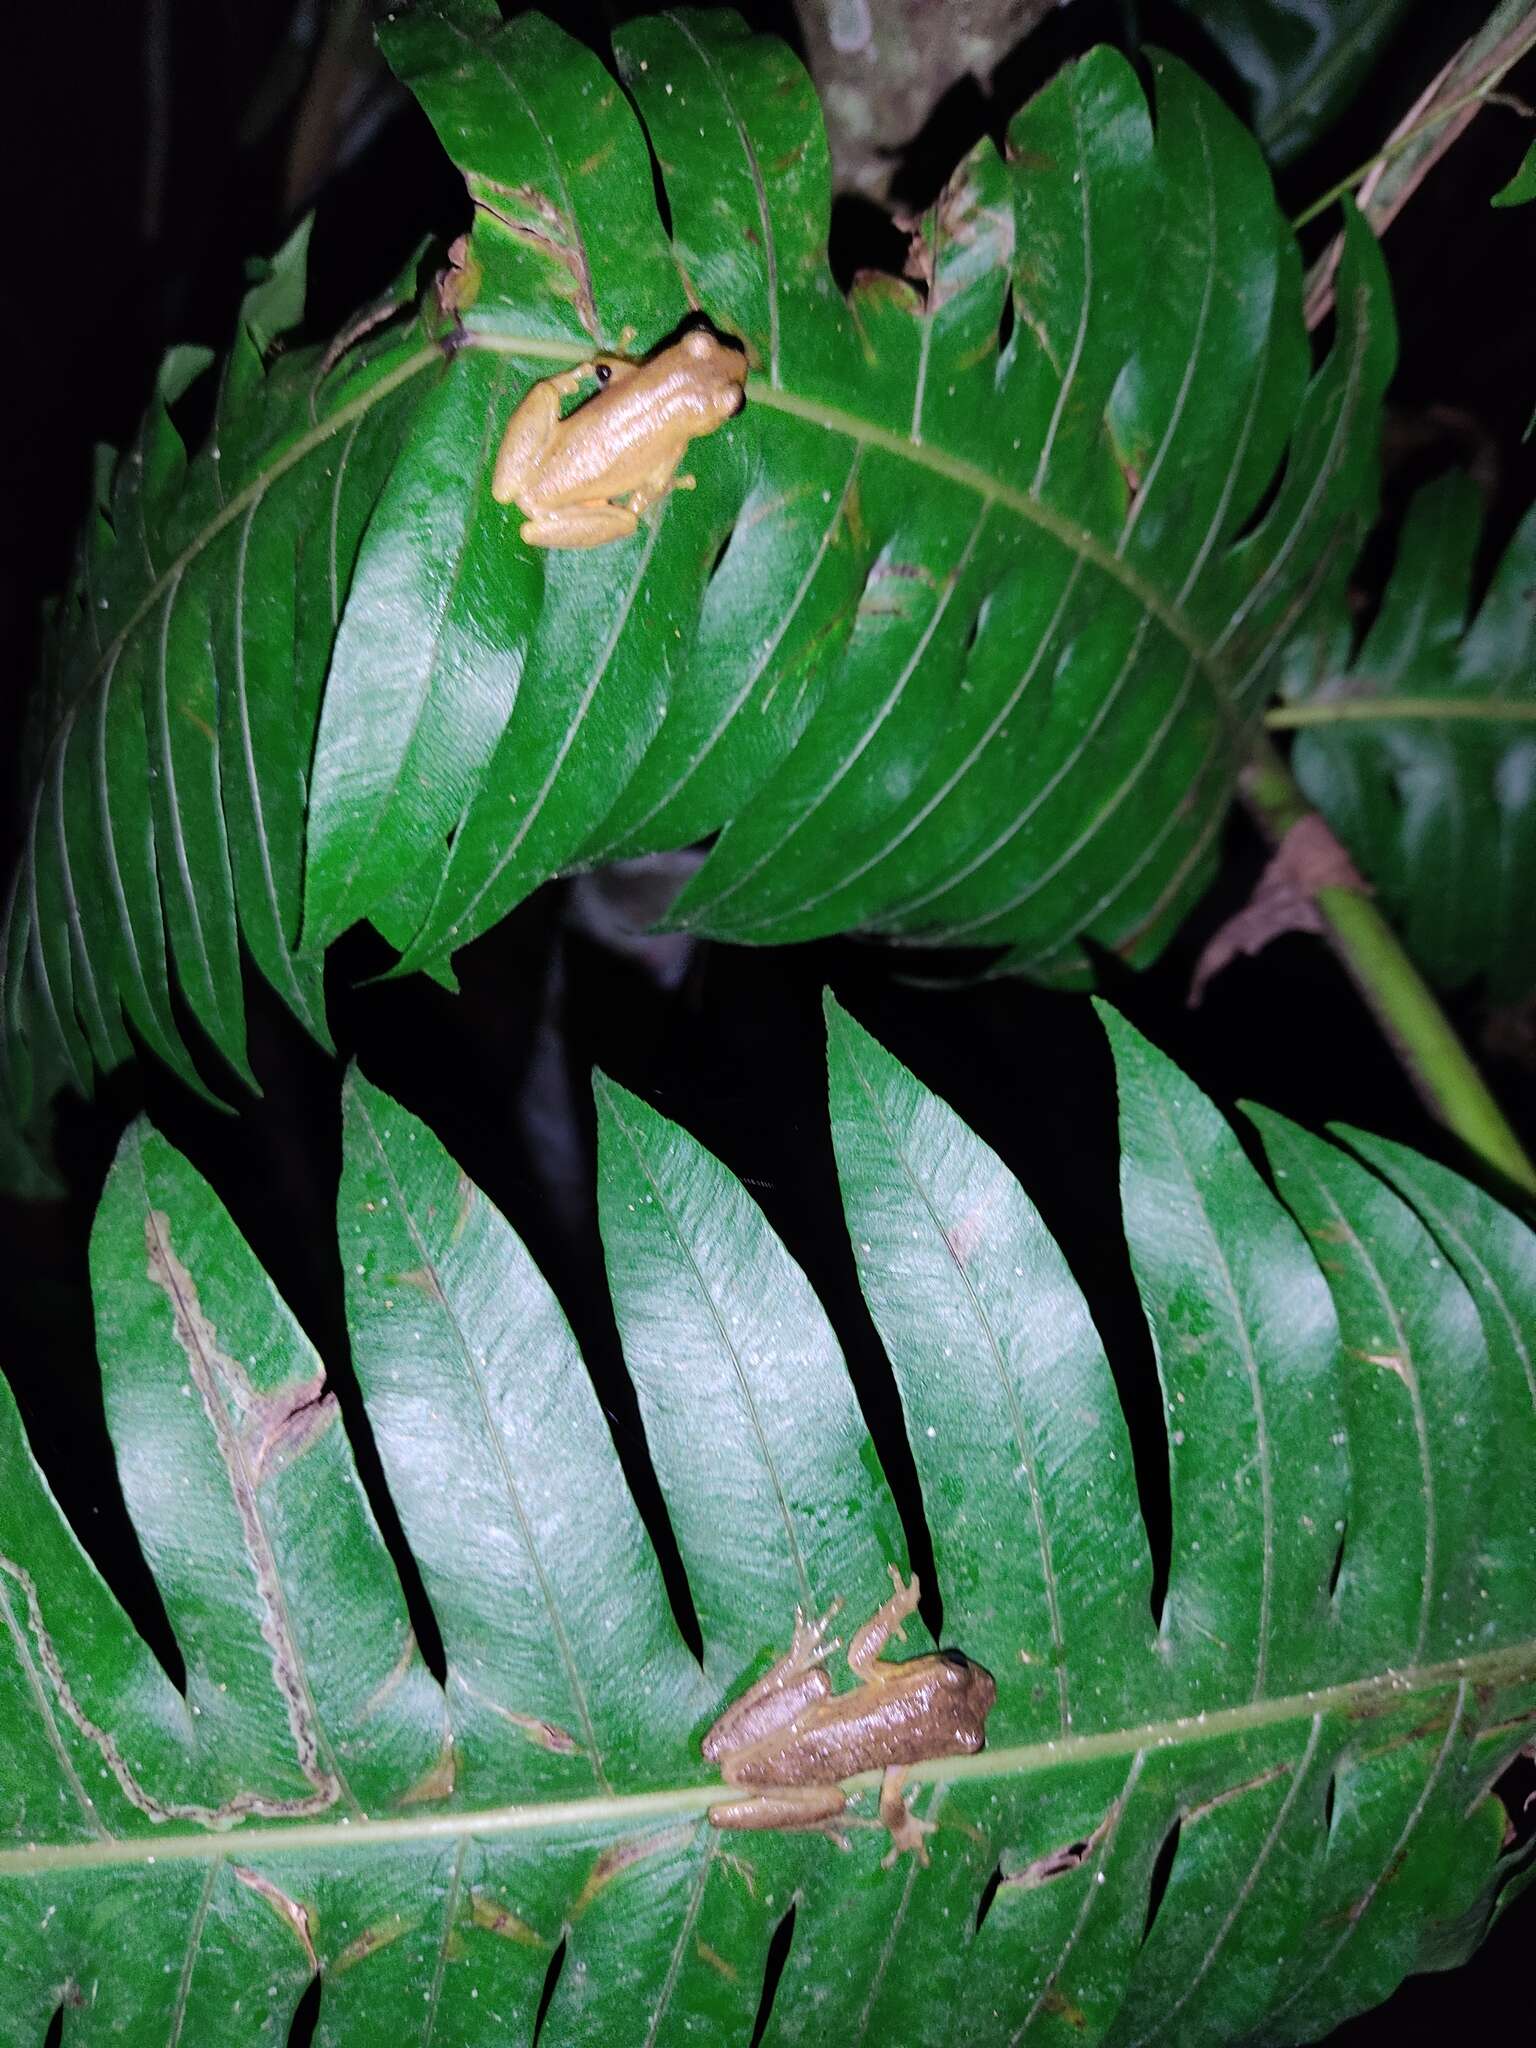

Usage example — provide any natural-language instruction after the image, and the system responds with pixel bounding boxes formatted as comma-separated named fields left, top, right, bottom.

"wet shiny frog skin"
left=491, top=326, right=747, bottom=549
left=704, top=1567, right=997, bottom=1866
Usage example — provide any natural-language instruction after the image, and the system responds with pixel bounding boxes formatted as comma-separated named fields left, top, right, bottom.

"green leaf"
left=1280, top=473, right=1536, bottom=997
left=3, top=1010, right=1532, bottom=2042
left=306, top=5, right=1393, bottom=982
left=6, top=4, right=1397, bottom=1168
left=1169, top=0, right=1417, bottom=165
left=1492, top=136, right=1536, bottom=205
left=1, top=235, right=441, bottom=1144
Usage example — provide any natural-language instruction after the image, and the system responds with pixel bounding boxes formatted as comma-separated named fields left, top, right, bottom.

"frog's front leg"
left=489, top=364, right=598, bottom=507
left=709, top=1782, right=851, bottom=1846
left=847, top=1565, right=921, bottom=1681
left=877, top=1766, right=939, bottom=1868
left=621, top=455, right=699, bottom=520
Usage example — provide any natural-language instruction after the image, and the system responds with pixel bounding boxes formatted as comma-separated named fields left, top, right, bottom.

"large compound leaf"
left=328, top=2, right=1394, bottom=989
left=1281, top=473, right=1536, bottom=998
left=0, top=223, right=445, bottom=1152
left=4, top=4, right=1395, bottom=1164
left=2, top=1004, right=1532, bottom=2045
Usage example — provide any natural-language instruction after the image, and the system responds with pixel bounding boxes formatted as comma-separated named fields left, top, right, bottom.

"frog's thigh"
left=491, top=383, right=567, bottom=505
left=518, top=501, right=639, bottom=550
left=709, top=1785, right=848, bottom=1835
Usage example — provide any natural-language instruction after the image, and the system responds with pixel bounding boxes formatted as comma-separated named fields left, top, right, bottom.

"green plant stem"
left=1244, top=739, right=1536, bottom=1199
left=3, top=1636, right=1528, bottom=1876
left=1266, top=697, right=1536, bottom=730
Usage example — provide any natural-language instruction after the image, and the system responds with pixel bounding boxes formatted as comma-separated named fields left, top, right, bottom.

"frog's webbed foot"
left=786, top=1597, right=844, bottom=1675
left=877, top=1767, right=938, bottom=1869
left=847, top=1564, right=922, bottom=1678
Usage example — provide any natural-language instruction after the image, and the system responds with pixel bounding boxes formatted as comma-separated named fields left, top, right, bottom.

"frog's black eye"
left=594, top=362, right=612, bottom=385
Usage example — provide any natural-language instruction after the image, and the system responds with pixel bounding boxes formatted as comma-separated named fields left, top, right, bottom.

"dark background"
left=1, top=2, right=1534, bottom=2042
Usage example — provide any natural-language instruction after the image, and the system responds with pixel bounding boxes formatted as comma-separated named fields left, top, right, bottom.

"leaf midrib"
left=471, top=336, right=1235, bottom=694
left=5, top=1638, right=1528, bottom=1876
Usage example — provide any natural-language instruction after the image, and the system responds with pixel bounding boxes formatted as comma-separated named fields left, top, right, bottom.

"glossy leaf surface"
left=2, top=1007, right=1531, bottom=2044
left=4, top=3, right=1396, bottom=1169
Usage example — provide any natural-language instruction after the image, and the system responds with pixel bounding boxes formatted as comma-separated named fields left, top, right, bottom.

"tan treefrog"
left=491, top=326, right=748, bottom=549
left=704, top=1566, right=997, bottom=1866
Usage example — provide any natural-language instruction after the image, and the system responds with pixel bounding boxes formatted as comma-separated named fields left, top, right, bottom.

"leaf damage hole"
left=708, top=528, right=736, bottom=584
left=1142, top=1815, right=1182, bottom=1946
left=996, top=287, right=1016, bottom=363
left=1007, top=1836, right=1099, bottom=1891
left=1324, top=1771, right=1337, bottom=1837
left=748, top=1904, right=797, bottom=2048
left=42, top=2007, right=62, bottom=2048
left=974, top=1860, right=1003, bottom=1932
left=1493, top=1749, right=1536, bottom=1854
left=531, top=1933, right=568, bottom=2048
left=285, top=1971, right=322, bottom=2048
left=1328, top=1521, right=1347, bottom=1602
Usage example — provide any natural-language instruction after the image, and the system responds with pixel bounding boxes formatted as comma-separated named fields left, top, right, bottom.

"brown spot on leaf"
left=696, top=1941, right=738, bottom=1982
left=469, top=1892, right=546, bottom=1946
left=332, top=1916, right=413, bottom=1974
left=245, top=1374, right=337, bottom=1486
left=468, top=178, right=598, bottom=339
left=397, top=1739, right=458, bottom=1806
left=360, top=1628, right=419, bottom=1720
left=1004, top=1810, right=1113, bottom=1890
left=1040, top=1989, right=1088, bottom=2027
left=940, top=1171, right=1008, bottom=1266
left=1351, top=1349, right=1411, bottom=1383
left=576, top=143, right=615, bottom=179
left=232, top=1866, right=317, bottom=1970
left=501, top=1711, right=582, bottom=1756
left=1184, top=1762, right=1292, bottom=1823
left=572, top=1826, right=696, bottom=1914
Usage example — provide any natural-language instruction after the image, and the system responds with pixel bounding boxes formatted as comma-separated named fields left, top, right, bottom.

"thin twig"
left=1300, top=1, right=1536, bottom=329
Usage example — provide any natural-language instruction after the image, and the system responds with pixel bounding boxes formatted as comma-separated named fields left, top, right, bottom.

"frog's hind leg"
left=709, top=1784, right=851, bottom=1847
left=491, top=364, right=600, bottom=507
left=702, top=1600, right=843, bottom=1761
left=518, top=501, right=639, bottom=550
left=847, top=1565, right=921, bottom=1680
